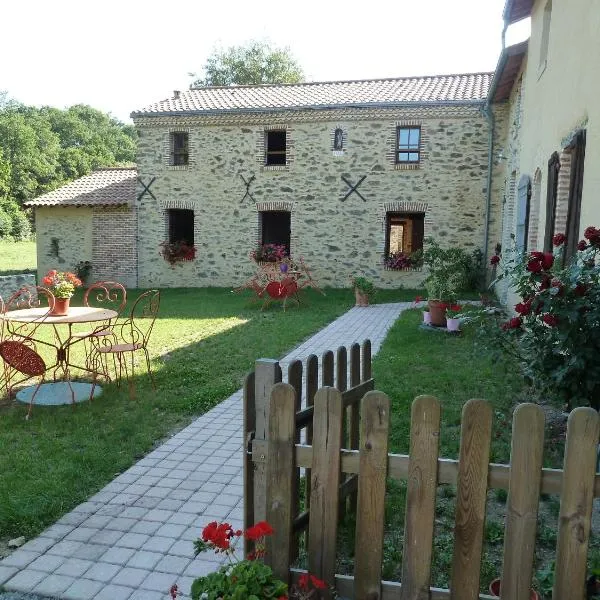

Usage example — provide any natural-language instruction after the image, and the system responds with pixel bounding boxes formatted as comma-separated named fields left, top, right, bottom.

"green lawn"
left=0, top=286, right=420, bottom=542
left=0, top=240, right=37, bottom=276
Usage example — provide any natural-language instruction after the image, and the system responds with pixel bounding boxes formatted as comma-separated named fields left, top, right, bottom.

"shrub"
left=485, top=229, right=600, bottom=410
left=422, top=238, right=472, bottom=302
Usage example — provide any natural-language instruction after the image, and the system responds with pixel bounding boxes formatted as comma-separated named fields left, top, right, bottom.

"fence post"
left=400, top=395, right=441, bottom=600
left=553, top=407, right=600, bottom=600
left=308, top=387, right=344, bottom=587
left=243, top=371, right=255, bottom=556
left=288, top=360, right=303, bottom=562
left=501, top=403, right=545, bottom=600
left=354, top=391, right=390, bottom=600
left=450, top=399, right=493, bottom=600
left=265, top=382, right=296, bottom=584
left=305, top=354, right=319, bottom=546
left=349, top=342, right=362, bottom=513
left=252, top=359, right=282, bottom=536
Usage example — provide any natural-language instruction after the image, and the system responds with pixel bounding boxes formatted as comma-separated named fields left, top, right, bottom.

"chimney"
left=173, top=90, right=180, bottom=100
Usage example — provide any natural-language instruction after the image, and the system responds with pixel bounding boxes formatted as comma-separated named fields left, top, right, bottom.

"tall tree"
left=191, top=41, right=304, bottom=87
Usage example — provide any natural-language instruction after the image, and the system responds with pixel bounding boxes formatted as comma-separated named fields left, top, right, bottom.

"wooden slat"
left=501, top=403, right=545, bottom=600
left=450, top=399, right=493, bottom=600
left=253, top=360, right=282, bottom=534
left=254, top=443, right=600, bottom=498
left=553, top=407, right=600, bottom=600
left=336, top=346, right=348, bottom=392
left=349, top=343, right=361, bottom=513
left=362, top=339, right=372, bottom=381
left=354, top=391, right=390, bottom=600
left=350, top=343, right=361, bottom=387
left=308, top=387, right=344, bottom=586
left=400, top=396, right=441, bottom=600
left=265, top=383, right=296, bottom=584
left=305, top=354, right=319, bottom=534
left=322, top=350, right=334, bottom=386
left=288, top=360, right=303, bottom=562
left=242, top=371, right=255, bottom=556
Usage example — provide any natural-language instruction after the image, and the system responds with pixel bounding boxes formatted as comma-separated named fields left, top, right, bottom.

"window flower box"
left=159, top=241, right=197, bottom=266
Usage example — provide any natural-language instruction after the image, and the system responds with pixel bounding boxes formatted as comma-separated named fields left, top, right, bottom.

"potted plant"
left=445, top=304, right=462, bottom=331
left=423, top=306, right=431, bottom=325
left=351, top=276, right=375, bottom=307
left=422, top=238, right=470, bottom=327
left=41, top=269, right=83, bottom=315
left=159, top=240, right=197, bottom=267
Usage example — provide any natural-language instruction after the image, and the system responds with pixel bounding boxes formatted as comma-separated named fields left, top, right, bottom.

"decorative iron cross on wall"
left=137, top=177, right=157, bottom=202
left=239, top=174, right=256, bottom=204
left=341, top=175, right=367, bottom=202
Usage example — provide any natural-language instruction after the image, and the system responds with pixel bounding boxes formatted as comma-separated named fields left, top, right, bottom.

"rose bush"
left=488, top=228, right=600, bottom=410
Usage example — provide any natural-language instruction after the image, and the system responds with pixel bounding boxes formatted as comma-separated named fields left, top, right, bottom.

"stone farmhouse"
left=492, top=0, right=600, bottom=304
left=33, top=0, right=600, bottom=293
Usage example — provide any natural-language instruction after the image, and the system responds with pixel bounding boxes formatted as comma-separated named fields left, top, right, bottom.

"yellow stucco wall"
left=35, top=207, right=93, bottom=281
left=518, top=0, right=600, bottom=235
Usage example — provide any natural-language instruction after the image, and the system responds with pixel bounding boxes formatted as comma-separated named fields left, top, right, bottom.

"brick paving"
left=0, top=302, right=410, bottom=600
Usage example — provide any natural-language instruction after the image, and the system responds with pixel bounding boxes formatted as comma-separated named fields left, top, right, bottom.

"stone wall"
left=134, top=105, right=497, bottom=288
left=0, top=274, right=37, bottom=304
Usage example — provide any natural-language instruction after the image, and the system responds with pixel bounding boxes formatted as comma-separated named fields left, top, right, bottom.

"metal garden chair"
left=94, top=289, right=160, bottom=399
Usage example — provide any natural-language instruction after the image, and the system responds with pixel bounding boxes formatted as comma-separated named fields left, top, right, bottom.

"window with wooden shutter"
left=543, top=152, right=560, bottom=251
left=564, top=130, right=586, bottom=263
left=171, top=132, right=189, bottom=166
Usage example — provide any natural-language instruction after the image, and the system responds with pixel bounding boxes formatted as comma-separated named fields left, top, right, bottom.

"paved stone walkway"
left=0, top=303, right=410, bottom=600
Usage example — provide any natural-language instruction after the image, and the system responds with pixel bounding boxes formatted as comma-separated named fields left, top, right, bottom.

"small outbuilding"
left=25, top=167, right=138, bottom=287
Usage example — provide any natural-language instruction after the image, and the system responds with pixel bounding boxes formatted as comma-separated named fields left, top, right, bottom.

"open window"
left=265, top=130, right=287, bottom=166
left=260, top=211, right=290, bottom=252
left=168, top=209, right=194, bottom=245
left=385, top=213, right=424, bottom=260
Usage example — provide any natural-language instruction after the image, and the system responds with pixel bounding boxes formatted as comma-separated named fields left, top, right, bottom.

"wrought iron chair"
left=94, top=289, right=160, bottom=398
left=0, top=287, right=56, bottom=418
left=71, top=281, right=127, bottom=373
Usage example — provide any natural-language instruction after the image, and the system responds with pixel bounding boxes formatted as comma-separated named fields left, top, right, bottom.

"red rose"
left=552, top=233, right=567, bottom=247
left=490, top=255, right=500, bottom=266
left=527, top=259, right=542, bottom=273
left=542, top=313, right=559, bottom=327
left=584, top=226, right=600, bottom=246
left=577, top=240, right=588, bottom=251
left=515, top=301, right=531, bottom=315
left=501, top=317, right=522, bottom=330
left=530, top=251, right=544, bottom=260
left=542, top=252, right=554, bottom=269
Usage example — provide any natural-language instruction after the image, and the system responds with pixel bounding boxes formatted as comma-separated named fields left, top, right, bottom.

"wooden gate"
left=247, top=381, right=600, bottom=600
left=243, top=340, right=373, bottom=554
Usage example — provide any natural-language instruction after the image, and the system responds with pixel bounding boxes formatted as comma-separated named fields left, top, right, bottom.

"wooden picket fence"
left=243, top=343, right=600, bottom=600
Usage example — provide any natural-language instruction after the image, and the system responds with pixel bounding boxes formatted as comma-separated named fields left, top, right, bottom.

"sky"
left=0, top=0, right=530, bottom=123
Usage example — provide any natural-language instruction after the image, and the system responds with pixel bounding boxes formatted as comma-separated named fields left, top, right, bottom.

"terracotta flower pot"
left=489, top=578, right=540, bottom=599
left=355, top=289, right=369, bottom=307
left=50, top=297, right=70, bottom=316
left=428, top=300, right=448, bottom=327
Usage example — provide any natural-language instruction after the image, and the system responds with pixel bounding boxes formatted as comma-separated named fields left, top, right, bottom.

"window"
left=171, top=132, right=189, bottom=166
left=539, top=0, right=552, bottom=70
left=543, top=152, right=560, bottom=251
left=168, top=209, right=194, bottom=245
left=260, top=211, right=291, bottom=252
left=396, top=127, right=421, bottom=164
left=516, top=175, right=532, bottom=252
left=265, top=130, right=286, bottom=166
left=385, top=213, right=424, bottom=256
left=564, top=130, right=587, bottom=263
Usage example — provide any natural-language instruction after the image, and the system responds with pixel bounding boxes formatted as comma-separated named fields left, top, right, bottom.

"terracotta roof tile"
left=132, top=73, right=493, bottom=117
left=25, top=168, right=137, bottom=208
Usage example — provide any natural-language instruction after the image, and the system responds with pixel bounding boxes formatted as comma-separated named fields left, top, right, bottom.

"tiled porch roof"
left=25, top=168, right=137, bottom=208
left=503, top=0, right=533, bottom=24
left=132, top=72, right=493, bottom=117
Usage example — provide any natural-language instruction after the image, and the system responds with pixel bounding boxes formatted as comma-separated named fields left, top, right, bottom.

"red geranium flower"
left=244, top=521, right=274, bottom=541
left=552, top=233, right=567, bottom=247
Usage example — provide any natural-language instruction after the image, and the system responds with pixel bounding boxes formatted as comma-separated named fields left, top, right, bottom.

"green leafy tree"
left=191, top=41, right=304, bottom=87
